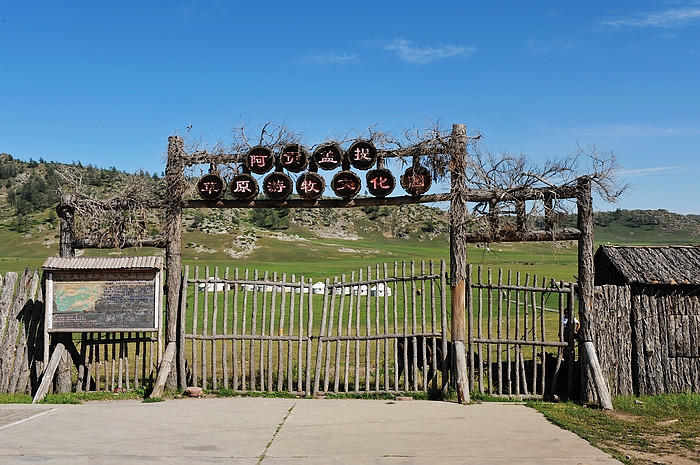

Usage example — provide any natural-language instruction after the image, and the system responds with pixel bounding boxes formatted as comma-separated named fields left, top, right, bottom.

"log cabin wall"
left=592, top=245, right=700, bottom=395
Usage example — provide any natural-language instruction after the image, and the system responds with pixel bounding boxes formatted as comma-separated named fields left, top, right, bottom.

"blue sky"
left=1, top=1, right=698, bottom=213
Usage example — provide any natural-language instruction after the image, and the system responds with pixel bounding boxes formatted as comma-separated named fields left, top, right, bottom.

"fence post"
left=449, top=123, right=470, bottom=404
left=151, top=135, right=186, bottom=397
left=577, top=176, right=613, bottom=410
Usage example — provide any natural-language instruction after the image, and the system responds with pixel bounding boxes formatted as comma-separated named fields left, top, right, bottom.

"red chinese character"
left=269, top=180, right=287, bottom=193
left=337, top=179, right=357, bottom=191
left=300, top=179, right=320, bottom=194
left=283, top=152, right=299, bottom=164
left=353, top=147, right=371, bottom=161
left=202, top=182, right=219, bottom=194
left=320, top=149, right=337, bottom=163
left=409, top=175, right=425, bottom=188
left=250, top=154, right=268, bottom=166
left=370, top=176, right=390, bottom=190
left=233, top=180, right=251, bottom=193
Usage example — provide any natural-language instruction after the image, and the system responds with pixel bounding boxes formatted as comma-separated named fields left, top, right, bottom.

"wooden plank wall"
left=0, top=269, right=44, bottom=395
left=593, top=284, right=700, bottom=395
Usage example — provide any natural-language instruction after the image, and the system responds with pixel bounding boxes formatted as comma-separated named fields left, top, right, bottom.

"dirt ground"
left=604, top=410, right=699, bottom=465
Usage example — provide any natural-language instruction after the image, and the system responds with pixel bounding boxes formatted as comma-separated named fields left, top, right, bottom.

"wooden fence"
left=182, top=261, right=449, bottom=396
left=467, top=265, right=578, bottom=399
left=2, top=263, right=579, bottom=399
left=0, top=269, right=160, bottom=396
left=0, top=269, right=43, bottom=395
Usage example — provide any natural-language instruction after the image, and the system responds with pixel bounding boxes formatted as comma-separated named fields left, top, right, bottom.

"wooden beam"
left=149, top=342, right=176, bottom=398
left=32, top=343, right=65, bottom=404
left=464, top=228, right=582, bottom=243
left=184, top=194, right=451, bottom=209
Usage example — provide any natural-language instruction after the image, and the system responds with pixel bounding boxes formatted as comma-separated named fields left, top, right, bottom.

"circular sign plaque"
left=229, top=173, right=259, bottom=201
left=347, top=140, right=377, bottom=170
left=197, top=173, right=226, bottom=200
left=263, top=172, right=294, bottom=200
left=366, top=168, right=396, bottom=198
left=400, top=165, right=432, bottom=197
left=331, top=170, right=362, bottom=198
left=313, top=143, right=343, bottom=170
left=279, top=144, right=309, bottom=173
left=246, top=146, right=275, bottom=174
left=296, top=172, right=325, bottom=200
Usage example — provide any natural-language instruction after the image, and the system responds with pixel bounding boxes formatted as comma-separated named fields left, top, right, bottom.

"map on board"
left=49, top=271, right=159, bottom=332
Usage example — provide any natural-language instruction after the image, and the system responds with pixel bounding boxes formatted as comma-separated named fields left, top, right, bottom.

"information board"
left=46, top=270, right=161, bottom=332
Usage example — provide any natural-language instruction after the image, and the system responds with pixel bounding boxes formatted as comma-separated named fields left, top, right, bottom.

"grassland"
left=531, top=393, right=700, bottom=464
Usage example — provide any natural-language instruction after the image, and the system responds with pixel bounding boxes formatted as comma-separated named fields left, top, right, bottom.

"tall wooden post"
left=53, top=195, right=76, bottom=392
left=57, top=195, right=76, bottom=259
left=166, top=135, right=185, bottom=389
left=151, top=135, right=185, bottom=397
left=449, top=123, right=470, bottom=404
left=577, top=176, right=613, bottom=409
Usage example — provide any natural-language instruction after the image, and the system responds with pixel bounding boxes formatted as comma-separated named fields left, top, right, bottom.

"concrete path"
left=0, top=398, right=622, bottom=464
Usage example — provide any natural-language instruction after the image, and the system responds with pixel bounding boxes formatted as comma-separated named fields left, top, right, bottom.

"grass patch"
left=528, top=393, right=700, bottom=464
left=0, top=390, right=150, bottom=404
left=0, top=393, right=33, bottom=404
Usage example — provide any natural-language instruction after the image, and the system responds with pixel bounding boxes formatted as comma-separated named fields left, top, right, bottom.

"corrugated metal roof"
left=43, top=256, right=163, bottom=271
left=595, top=245, right=700, bottom=285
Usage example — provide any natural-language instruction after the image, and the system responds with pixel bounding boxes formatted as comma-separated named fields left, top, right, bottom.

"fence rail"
left=467, top=264, right=578, bottom=399
left=182, top=261, right=449, bottom=396
left=2, top=263, right=579, bottom=400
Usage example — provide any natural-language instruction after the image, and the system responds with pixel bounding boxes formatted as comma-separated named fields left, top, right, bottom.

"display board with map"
left=46, top=269, right=161, bottom=332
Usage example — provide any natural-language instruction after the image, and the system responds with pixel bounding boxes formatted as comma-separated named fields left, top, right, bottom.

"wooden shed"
left=591, top=245, right=700, bottom=395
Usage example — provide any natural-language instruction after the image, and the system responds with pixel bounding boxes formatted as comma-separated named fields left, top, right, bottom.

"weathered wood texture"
left=165, top=135, right=186, bottom=390
left=449, top=123, right=470, bottom=404
left=0, top=269, right=44, bottom=395
left=592, top=283, right=700, bottom=395
left=1, top=270, right=158, bottom=395
left=467, top=265, right=577, bottom=400
left=182, top=261, right=448, bottom=396
left=595, top=245, right=700, bottom=286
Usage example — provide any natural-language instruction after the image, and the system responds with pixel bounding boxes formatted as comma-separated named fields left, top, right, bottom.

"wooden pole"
left=449, top=123, right=470, bottom=404
left=150, top=136, right=185, bottom=396
left=577, top=176, right=613, bottom=410
left=57, top=195, right=76, bottom=259
left=32, top=343, right=65, bottom=403
left=583, top=341, right=613, bottom=409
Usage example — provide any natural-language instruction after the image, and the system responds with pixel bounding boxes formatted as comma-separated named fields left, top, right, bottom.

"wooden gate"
left=313, top=261, right=448, bottom=395
left=467, top=264, right=578, bottom=399
left=181, top=261, right=448, bottom=396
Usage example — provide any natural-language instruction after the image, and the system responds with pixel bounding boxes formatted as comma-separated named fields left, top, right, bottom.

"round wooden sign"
left=229, top=173, right=259, bottom=201
left=331, top=170, right=361, bottom=198
left=296, top=172, right=325, bottom=200
left=263, top=172, right=294, bottom=200
left=400, top=165, right=432, bottom=197
left=197, top=173, right=226, bottom=200
left=279, top=144, right=309, bottom=173
left=347, top=140, right=377, bottom=170
left=366, top=168, right=395, bottom=198
left=246, top=146, right=275, bottom=174
left=313, top=143, right=343, bottom=170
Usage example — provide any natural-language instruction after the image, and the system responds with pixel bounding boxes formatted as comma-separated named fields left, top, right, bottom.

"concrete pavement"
left=0, top=397, right=622, bottom=464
